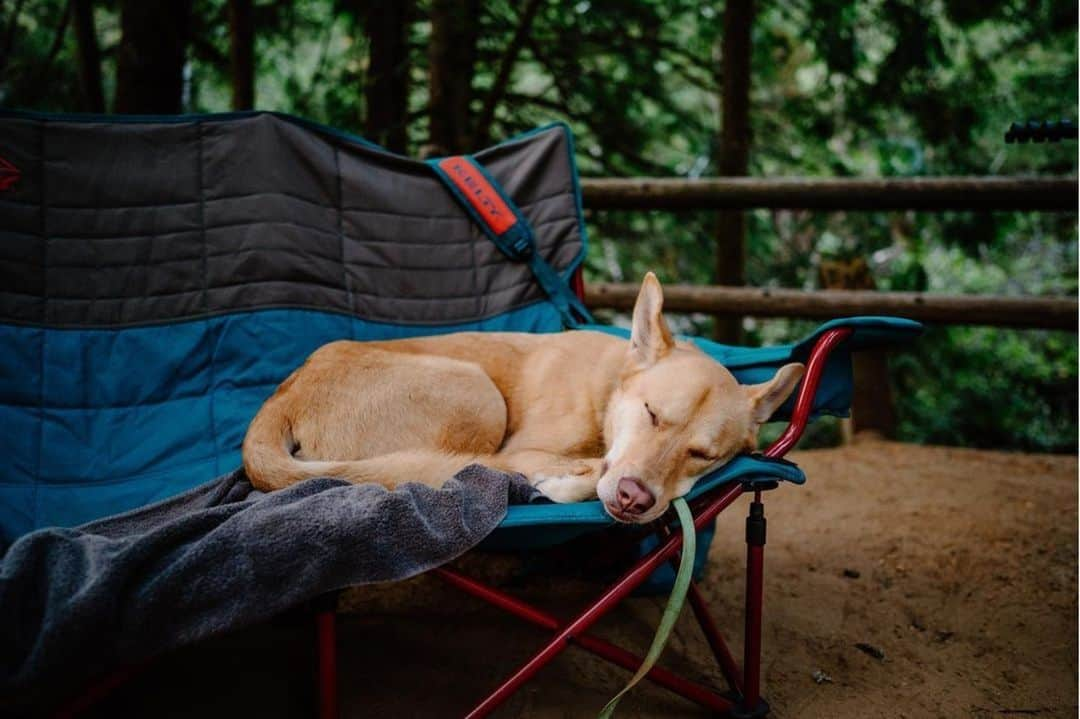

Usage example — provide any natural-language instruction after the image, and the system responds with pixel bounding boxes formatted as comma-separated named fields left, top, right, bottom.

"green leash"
left=598, top=497, right=696, bottom=718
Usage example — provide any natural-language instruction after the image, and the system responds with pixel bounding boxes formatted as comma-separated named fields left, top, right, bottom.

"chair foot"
left=729, top=697, right=770, bottom=718
left=316, top=608, right=338, bottom=719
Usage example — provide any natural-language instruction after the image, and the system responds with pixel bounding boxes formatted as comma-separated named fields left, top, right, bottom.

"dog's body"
left=243, top=275, right=804, bottom=522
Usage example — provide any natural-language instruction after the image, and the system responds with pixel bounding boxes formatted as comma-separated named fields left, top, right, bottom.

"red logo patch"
left=437, top=157, right=516, bottom=235
left=0, top=155, right=19, bottom=191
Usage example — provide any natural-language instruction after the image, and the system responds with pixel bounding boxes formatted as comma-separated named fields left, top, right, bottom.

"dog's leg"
left=488, top=451, right=603, bottom=503
left=531, top=473, right=601, bottom=503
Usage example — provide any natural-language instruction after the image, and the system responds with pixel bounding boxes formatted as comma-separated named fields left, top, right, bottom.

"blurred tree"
left=72, top=0, right=104, bottom=111
left=472, top=0, right=544, bottom=148
left=31, top=0, right=72, bottom=95
left=429, top=0, right=479, bottom=154
left=360, top=0, right=411, bottom=152
left=0, top=0, right=31, bottom=78
left=228, top=0, right=253, bottom=109
left=714, top=0, right=753, bottom=343
left=115, top=0, right=192, bottom=113
left=0, top=0, right=1075, bottom=450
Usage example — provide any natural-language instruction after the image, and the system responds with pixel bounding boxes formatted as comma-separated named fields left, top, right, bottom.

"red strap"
left=436, top=156, right=516, bottom=234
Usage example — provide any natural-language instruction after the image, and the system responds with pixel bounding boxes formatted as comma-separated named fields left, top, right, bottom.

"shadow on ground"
left=86, top=440, right=1077, bottom=718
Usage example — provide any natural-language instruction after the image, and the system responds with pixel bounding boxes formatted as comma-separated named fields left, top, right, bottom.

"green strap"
left=598, top=497, right=696, bottom=718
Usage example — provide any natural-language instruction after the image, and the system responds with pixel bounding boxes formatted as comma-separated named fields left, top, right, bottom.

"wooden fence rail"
left=584, top=282, right=1078, bottom=331
left=580, top=176, right=1078, bottom=211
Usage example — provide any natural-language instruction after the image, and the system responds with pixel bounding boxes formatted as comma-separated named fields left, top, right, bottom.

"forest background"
left=3, top=0, right=1076, bottom=450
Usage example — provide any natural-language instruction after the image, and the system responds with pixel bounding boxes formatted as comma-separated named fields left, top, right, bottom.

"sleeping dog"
left=242, top=274, right=804, bottom=523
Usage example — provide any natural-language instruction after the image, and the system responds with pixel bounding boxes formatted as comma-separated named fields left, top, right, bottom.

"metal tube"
left=53, top=663, right=149, bottom=719
left=742, top=542, right=764, bottom=710
left=741, top=499, right=767, bottom=714
left=462, top=481, right=746, bottom=718
left=316, top=609, right=338, bottom=719
left=686, top=582, right=744, bottom=694
left=747, top=544, right=764, bottom=703
left=765, top=328, right=853, bottom=458
left=657, top=524, right=745, bottom=694
left=456, top=321, right=853, bottom=715
left=432, top=568, right=733, bottom=712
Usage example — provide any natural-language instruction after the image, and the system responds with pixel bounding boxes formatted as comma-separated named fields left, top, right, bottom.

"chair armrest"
left=764, top=327, right=854, bottom=459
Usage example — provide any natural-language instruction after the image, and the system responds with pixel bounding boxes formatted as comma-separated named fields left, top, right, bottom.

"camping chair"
left=0, top=110, right=920, bottom=717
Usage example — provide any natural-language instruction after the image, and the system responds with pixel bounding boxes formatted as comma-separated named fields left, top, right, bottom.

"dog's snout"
left=616, top=477, right=655, bottom=514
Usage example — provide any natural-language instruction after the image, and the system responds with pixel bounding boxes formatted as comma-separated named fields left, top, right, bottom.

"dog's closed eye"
left=688, top=448, right=717, bottom=461
left=644, top=402, right=659, bottom=426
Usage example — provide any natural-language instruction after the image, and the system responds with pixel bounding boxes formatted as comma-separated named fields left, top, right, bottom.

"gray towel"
left=0, top=465, right=540, bottom=711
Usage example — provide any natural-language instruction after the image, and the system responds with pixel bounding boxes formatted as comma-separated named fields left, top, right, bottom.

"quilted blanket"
left=0, top=111, right=586, bottom=539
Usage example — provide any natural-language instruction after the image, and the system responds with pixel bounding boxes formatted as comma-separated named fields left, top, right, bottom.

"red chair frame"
left=314, top=324, right=854, bottom=718
left=55, top=268, right=852, bottom=718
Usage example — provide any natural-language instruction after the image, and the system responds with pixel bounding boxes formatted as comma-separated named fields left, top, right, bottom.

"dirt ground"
left=94, top=439, right=1077, bottom=718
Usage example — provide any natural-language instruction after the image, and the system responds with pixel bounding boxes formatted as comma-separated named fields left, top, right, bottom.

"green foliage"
left=1, top=0, right=1076, bottom=451
left=0, top=0, right=84, bottom=110
left=894, top=326, right=1077, bottom=452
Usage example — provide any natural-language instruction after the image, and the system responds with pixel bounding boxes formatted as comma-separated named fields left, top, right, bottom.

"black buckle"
left=502, top=225, right=535, bottom=261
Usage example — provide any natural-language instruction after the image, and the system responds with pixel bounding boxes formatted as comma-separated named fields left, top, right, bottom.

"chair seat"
left=480, top=315, right=924, bottom=553
left=483, top=454, right=805, bottom=550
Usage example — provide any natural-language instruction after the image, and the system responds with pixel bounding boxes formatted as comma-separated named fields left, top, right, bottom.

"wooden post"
left=818, top=258, right=896, bottom=440
left=713, top=0, right=754, bottom=344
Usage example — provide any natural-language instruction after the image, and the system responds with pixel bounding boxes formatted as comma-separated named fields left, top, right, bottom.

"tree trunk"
left=35, top=0, right=72, bottom=89
left=472, top=0, right=545, bottom=148
left=428, top=0, right=479, bottom=154
left=114, top=0, right=192, bottom=114
left=0, top=0, right=30, bottom=78
left=72, top=0, right=104, bottom=112
left=228, top=0, right=254, bottom=110
left=364, top=0, right=411, bottom=152
left=712, top=0, right=753, bottom=344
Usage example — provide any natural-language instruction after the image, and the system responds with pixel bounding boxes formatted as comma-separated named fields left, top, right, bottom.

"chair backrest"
left=0, top=111, right=586, bottom=538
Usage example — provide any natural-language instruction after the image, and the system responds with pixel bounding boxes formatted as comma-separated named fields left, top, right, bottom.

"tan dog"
left=242, top=274, right=804, bottom=523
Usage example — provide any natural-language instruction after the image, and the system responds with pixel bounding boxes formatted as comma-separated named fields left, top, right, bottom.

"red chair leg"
left=462, top=481, right=746, bottom=718
left=736, top=492, right=768, bottom=718
left=658, top=525, right=744, bottom=695
left=433, top=567, right=733, bottom=713
left=52, top=663, right=148, bottom=719
left=687, top=581, right=744, bottom=695
left=316, top=608, right=338, bottom=719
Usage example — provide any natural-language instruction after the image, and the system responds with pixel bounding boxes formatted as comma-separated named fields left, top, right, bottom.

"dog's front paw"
left=531, top=471, right=599, bottom=503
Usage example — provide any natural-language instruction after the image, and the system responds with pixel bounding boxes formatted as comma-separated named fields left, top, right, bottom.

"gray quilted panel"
left=0, top=112, right=584, bottom=328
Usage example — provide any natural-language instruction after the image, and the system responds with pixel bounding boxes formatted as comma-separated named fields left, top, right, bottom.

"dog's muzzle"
left=614, top=476, right=655, bottom=515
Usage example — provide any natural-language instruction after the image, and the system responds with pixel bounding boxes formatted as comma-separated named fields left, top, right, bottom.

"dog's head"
left=597, top=273, right=804, bottom=523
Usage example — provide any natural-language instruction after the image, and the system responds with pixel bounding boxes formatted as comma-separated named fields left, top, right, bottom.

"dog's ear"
left=629, top=272, right=675, bottom=368
left=746, top=363, right=805, bottom=424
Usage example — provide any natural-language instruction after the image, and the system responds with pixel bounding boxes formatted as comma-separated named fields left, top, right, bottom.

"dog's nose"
left=617, top=477, right=655, bottom=514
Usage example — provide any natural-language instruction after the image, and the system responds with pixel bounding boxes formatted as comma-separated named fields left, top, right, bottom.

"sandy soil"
left=90, top=439, right=1077, bottom=718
